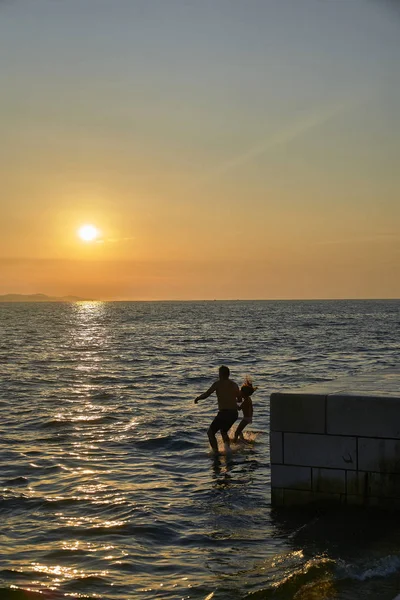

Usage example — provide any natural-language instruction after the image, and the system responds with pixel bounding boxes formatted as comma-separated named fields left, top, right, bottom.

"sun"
left=78, top=224, right=99, bottom=242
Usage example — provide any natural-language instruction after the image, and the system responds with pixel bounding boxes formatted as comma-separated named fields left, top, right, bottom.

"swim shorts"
left=209, top=409, right=238, bottom=434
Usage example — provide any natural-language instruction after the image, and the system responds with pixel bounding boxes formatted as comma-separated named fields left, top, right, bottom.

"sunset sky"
left=1, top=0, right=399, bottom=300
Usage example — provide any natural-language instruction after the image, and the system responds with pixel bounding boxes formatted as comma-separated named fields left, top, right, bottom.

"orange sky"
left=1, top=1, right=399, bottom=299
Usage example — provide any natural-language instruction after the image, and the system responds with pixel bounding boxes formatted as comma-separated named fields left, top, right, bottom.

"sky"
left=1, top=0, right=399, bottom=300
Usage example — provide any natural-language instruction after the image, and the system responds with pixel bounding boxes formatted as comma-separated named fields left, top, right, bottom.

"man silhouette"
left=194, top=365, right=240, bottom=453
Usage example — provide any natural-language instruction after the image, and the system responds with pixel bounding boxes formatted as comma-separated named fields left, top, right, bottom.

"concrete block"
left=271, top=488, right=284, bottom=507
left=271, top=465, right=311, bottom=490
left=347, top=471, right=368, bottom=496
left=313, top=492, right=343, bottom=507
left=358, top=438, right=400, bottom=473
left=346, top=494, right=365, bottom=507
left=380, top=498, right=400, bottom=510
left=366, top=496, right=400, bottom=510
left=270, top=375, right=400, bottom=510
left=312, top=468, right=346, bottom=493
left=365, top=496, right=381, bottom=508
left=327, top=395, right=400, bottom=438
left=367, top=472, right=400, bottom=498
left=283, top=489, right=314, bottom=506
left=283, top=490, right=342, bottom=507
left=284, top=433, right=357, bottom=470
left=270, top=393, right=326, bottom=433
left=270, top=431, right=283, bottom=464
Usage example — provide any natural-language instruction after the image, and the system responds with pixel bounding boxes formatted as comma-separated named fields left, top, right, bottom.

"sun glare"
left=78, top=224, right=99, bottom=242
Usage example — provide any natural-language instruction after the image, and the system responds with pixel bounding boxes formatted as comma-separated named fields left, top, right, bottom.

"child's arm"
left=236, top=386, right=242, bottom=404
left=194, top=382, right=217, bottom=404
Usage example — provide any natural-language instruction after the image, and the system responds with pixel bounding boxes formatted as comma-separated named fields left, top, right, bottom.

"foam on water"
left=337, top=555, right=400, bottom=582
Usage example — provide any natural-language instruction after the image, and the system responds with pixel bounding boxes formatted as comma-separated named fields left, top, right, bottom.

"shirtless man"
left=194, top=365, right=241, bottom=453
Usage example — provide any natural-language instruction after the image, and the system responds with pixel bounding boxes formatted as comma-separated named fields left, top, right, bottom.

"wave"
left=0, top=493, right=43, bottom=512
left=89, top=375, right=119, bottom=383
left=62, top=575, right=110, bottom=591
left=40, top=419, right=72, bottom=429
left=247, top=553, right=400, bottom=599
left=3, top=477, right=29, bottom=486
left=0, top=587, right=63, bottom=599
left=247, top=555, right=336, bottom=599
left=0, top=569, right=37, bottom=582
left=40, top=415, right=119, bottom=429
left=132, top=434, right=175, bottom=449
left=0, top=492, right=97, bottom=513
left=133, top=432, right=197, bottom=452
left=337, top=554, right=400, bottom=582
left=90, top=391, right=115, bottom=400
left=57, top=520, right=180, bottom=543
left=287, top=357, right=308, bottom=363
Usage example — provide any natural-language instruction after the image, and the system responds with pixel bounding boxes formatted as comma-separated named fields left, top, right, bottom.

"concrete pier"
left=270, top=371, right=400, bottom=509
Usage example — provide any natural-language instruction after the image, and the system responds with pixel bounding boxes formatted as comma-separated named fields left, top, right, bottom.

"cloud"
left=314, top=234, right=400, bottom=246
left=95, top=236, right=136, bottom=244
left=194, top=99, right=355, bottom=187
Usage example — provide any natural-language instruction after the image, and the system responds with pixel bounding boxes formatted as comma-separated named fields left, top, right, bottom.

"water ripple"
left=0, top=300, right=400, bottom=599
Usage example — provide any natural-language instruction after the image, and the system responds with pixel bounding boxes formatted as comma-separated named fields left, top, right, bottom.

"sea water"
left=0, top=300, right=399, bottom=599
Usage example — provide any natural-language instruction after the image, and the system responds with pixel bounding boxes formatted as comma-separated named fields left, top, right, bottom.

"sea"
left=1, top=299, right=400, bottom=600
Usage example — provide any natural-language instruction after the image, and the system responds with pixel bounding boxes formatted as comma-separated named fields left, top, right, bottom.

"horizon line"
left=1, top=295, right=399, bottom=303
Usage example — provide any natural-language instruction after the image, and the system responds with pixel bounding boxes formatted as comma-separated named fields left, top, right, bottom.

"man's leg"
left=221, top=410, right=238, bottom=450
left=207, top=426, right=219, bottom=453
left=221, top=430, right=230, bottom=448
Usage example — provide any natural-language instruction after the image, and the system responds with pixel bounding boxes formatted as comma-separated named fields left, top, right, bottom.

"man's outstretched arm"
left=194, top=382, right=216, bottom=404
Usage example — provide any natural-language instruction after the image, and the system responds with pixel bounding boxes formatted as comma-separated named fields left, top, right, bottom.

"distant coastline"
left=0, top=294, right=92, bottom=303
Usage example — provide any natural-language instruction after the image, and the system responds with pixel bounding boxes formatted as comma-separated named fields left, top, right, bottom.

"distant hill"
left=0, top=294, right=92, bottom=303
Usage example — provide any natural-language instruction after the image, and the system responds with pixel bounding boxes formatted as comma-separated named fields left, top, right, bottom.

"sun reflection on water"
left=69, top=301, right=109, bottom=362
left=58, top=514, right=126, bottom=529
left=30, top=561, right=109, bottom=589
